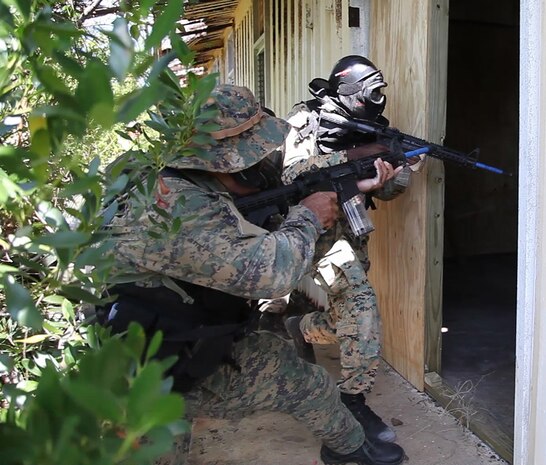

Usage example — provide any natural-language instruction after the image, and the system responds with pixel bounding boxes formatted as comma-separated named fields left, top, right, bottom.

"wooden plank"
left=368, top=0, right=448, bottom=391
left=424, top=0, right=448, bottom=377
left=425, top=372, right=514, bottom=463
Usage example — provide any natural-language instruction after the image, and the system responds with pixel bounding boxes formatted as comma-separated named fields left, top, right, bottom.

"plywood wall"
left=368, top=0, right=448, bottom=389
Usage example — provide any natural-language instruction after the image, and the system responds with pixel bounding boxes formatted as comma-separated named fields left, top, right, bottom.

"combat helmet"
left=167, top=84, right=290, bottom=173
left=328, top=55, right=387, bottom=121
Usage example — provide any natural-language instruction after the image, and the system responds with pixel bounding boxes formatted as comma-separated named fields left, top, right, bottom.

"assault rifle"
left=235, top=123, right=509, bottom=237
left=235, top=148, right=428, bottom=237
left=319, top=112, right=511, bottom=175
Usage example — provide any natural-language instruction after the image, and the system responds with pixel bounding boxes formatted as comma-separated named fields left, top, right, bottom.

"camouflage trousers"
left=300, top=235, right=382, bottom=395
left=155, top=331, right=365, bottom=465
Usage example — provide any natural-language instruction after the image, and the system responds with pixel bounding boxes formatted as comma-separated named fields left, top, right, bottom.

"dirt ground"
left=186, top=344, right=509, bottom=465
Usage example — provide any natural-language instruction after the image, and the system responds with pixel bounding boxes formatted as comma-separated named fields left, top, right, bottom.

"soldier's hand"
left=356, top=158, right=403, bottom=193
left=300, top=191, right=339, bottom=229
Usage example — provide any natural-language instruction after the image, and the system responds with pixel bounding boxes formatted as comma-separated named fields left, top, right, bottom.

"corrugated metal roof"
left=182, top=0, right=239, bottom=69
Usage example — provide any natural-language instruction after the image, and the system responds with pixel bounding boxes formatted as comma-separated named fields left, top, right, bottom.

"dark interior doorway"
left=441, top=0, right=519, bottom=461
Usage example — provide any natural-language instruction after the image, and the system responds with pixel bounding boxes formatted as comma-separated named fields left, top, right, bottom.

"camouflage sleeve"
left=282, top=150, right=348, bottom=185
left=112, top=177, right=322, bottom=300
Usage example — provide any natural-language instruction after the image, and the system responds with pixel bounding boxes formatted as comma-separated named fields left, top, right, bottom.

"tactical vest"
left=100, top=168, right=255, bottom=393
left=98, top=280, right=254, bottom=393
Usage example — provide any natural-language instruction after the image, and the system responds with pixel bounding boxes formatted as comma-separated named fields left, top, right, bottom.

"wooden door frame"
left=515, top=2, right=546, bottom=464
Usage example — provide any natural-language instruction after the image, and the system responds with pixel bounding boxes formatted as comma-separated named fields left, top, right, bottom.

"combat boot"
left=321, top=438, right=405, bottom=465
left=284, top=315, right=316, bottom=364
left=340, top=392, right=396, bottom=443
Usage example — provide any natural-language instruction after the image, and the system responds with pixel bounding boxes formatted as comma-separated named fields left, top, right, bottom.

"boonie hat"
left=168, top=84, right=290, bottom=172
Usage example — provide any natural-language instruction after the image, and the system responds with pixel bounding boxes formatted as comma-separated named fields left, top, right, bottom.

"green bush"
left=0, top=322, right=188, bottom=465
left=0, top=1, right=219, bottom=462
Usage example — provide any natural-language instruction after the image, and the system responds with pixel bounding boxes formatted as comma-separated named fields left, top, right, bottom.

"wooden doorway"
left=426, top=1, right=519, bottom=463
left=368, top=1, right=518, bottom=461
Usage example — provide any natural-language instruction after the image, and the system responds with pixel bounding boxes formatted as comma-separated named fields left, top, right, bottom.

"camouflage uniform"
left=107, top=85, right=365, bottom=463
left=280, top=101, right=411, bottom=395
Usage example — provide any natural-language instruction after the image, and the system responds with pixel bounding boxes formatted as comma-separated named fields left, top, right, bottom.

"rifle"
left=235, top=148, right=427, bottom=237
left=319, top=112, right=511, bottom=176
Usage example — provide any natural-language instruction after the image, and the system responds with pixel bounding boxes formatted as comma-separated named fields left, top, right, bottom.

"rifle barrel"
left=319, top=112, right=512, bottom=176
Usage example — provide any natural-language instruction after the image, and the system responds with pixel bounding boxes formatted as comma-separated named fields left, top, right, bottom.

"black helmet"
left=328, top=55, right=387, bottom=121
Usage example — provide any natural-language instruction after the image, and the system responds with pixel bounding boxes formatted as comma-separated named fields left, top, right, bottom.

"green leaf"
left=171, top=216, right=182, bottom=233
left=67, top=380, right=124, bottom=421
left=144, top=0, right=183, bottom=50
left=41, top=203, right=68, bottom=229
left=109, top=17, right=133, bottom=81
left=151, top=203, right=171, bottom=219
left=100, top=199, right=119, bottom=226
left=35, top=230, right=90, bottom=248
left=13, top=0, right=31, bottom=20
left=146, top=394, right=184, bottom=426
left=0, top=424, right=31, bottom=463
left=147, top=51, right=176, bottom=81
left=43, top=295, right=66, bottom=305
left=4, top=275, right=43, bottom=330
left=139, top=0, right=157, bottom=16
left=30, top=128, right=51, bottom=160
left=58, top=175, right=101, bottom=198
left=116, top=81, right=169, bottom=123
left=61, top=299, right=75, bottom=322
left=0, top=353, right=14, bottom=372
left=88, top=156, right=101, bottom=176
left=76, top=59, right=114, bottom=115
left=0, top=3, right=15, bottom=29
left=0, top=264, right=19, bottom=275
left=128, top=363, right=163, bottom=424
left=167, top=419, right=191, bottom=436
left=53, top=50, right=84, bottom=78
left=15, top=334, right=49, bottom=344
left=90, top=100, right=115, bottom=128
left=74, top=242, right=113, bottom=268
left=60, top=285, right=103, bottom=304
left=145, top=331, right=163, bottom=361
left=126, top=425, right=174, bottom=463
left=43, top=295, right=65, bottom=305
left=34, top=65, right=72, bottom=96
left=169, top=31, right=195, bottom=65
left=124, top=322, right=147, bottom=361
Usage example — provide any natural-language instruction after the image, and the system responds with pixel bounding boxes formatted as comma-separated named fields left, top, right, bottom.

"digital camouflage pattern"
left=110, top=172, right=323, bottom=299
left=278, top=101, right=411, bottom=394
left=110, top=85, right=367, bottom=463
left=300, top=236, right=381, bottom=394
left=167, top=84, right=290, bottom=173
left=155, top=332, right=365, bottom=464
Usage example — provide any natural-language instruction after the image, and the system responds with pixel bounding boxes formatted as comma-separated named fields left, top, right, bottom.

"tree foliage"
left=0, top=0, right=219, bottom=462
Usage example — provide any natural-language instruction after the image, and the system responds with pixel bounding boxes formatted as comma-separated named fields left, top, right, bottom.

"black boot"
left=321, top=438, right=405, bottom=465
left=284, top=315, right=316, bottom=364
left=340, top=392, right=396, bottom=443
